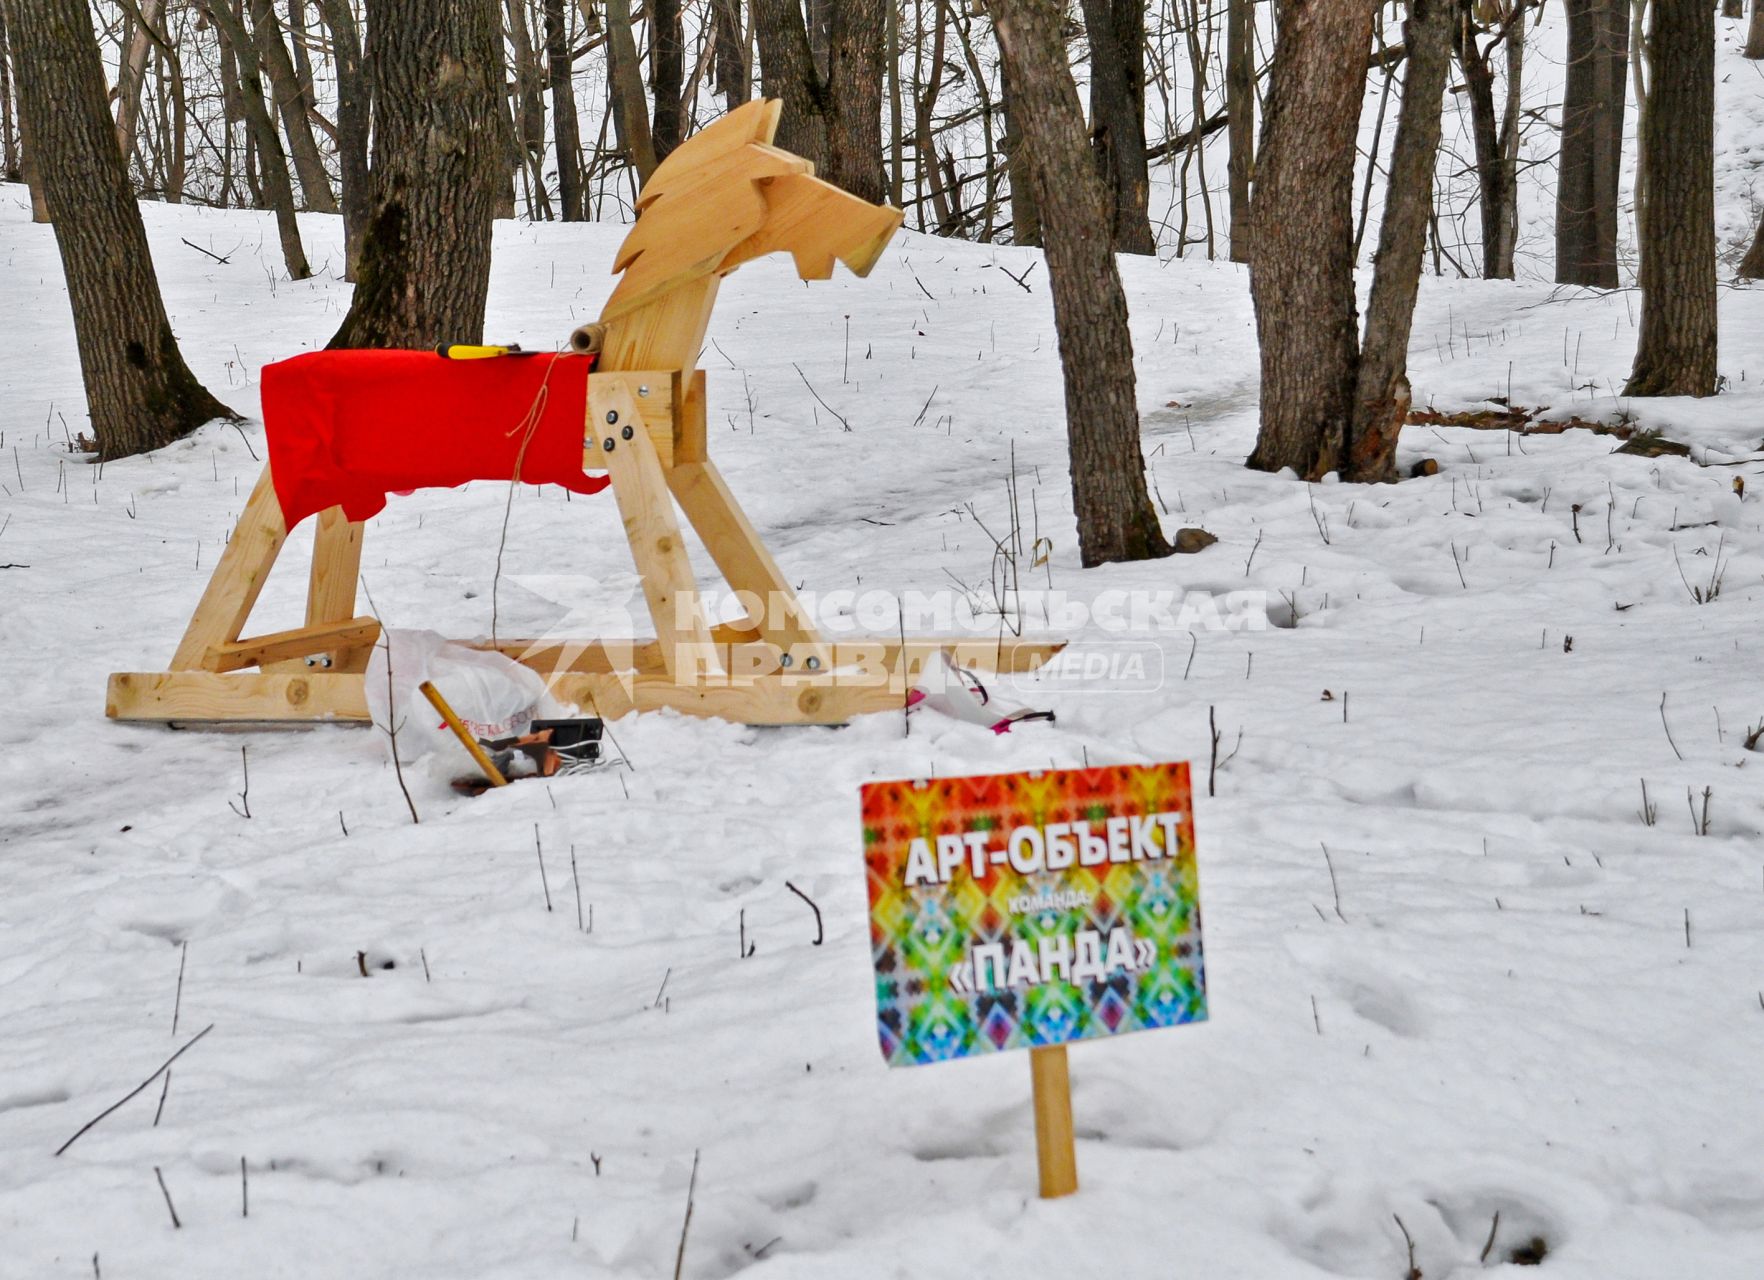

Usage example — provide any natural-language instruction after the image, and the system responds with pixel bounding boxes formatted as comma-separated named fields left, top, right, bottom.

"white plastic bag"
left=365, top=629, right=552, bottom=769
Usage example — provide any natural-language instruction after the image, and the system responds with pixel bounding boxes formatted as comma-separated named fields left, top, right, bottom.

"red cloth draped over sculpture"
left=259, top=350, right=609, bottom=530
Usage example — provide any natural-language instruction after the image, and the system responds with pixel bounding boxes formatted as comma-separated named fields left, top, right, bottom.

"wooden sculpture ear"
left=633, top=98, right=783, bottom=208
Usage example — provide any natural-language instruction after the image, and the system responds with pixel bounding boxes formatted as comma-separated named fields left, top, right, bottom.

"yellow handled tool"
left=434, top=343, right=534, bottom=360
left=418, top=680, right=508, bottom=787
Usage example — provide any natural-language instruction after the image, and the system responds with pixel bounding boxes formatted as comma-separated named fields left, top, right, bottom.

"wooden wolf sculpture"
left=107, top=100, right=1062, bottom=726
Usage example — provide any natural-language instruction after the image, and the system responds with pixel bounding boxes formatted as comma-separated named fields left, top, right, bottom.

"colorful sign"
left=862, top=763, right=1206, bottom=1066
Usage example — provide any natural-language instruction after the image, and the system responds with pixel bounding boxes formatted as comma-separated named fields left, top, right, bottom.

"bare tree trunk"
left=1498, top=0, right=1525, bottom=265
left=507, top=0, right=549, bottom=218
left=912, top=0, right=950, bottom=229
left=1749, top=0, right=1764, bottom=58
left=998, top=52, right=1039, bottom=245
left=217, top=8, right=242, bottom=204
left=0, top=0, right=16, bottom=181
left=544, top=0, right=586, bottom=217
left=1624, top=0, right=1716, bottom=396
left=601, top=0, right=658, bottom=183
left=1225, top=0, right=1254, bottom=263
left=20, top=130, right=50, bottom=220
left=1352, top=0, right=1453, bottom=482
left=1723, top=0, right=1743, bottom=17
left=318, top=0, right=369, bottom=277
left=286, top=0, right=317, bottom=110
left=329, top=0, right=506, bottom=349
left=711, top=0, right=859, bottom=218
left=14, top=11, right=51, bottom=221
left=650, top=0, right=684, bottom=158
left=886, top=0, right=901, bottom=201
left=986, top=0, right=1170, bottom=566
left=1739, top=209, right=1764, bottom=278
left=200, top=0, right=311, bottom=277
left=248, top=0, right=336, bottom=211
left=754, top=0, right=830, bottom=169
left=1556, top=0, right=1627, bottom=286
left=826, top=0, right=887, bottom=202
left=1246, top=0, right=1376, bottom=479
left=166, top=37, right=188, bottom=200
left=115, top=0, right=162, bottom=160
left=1453, top=2, right=1520, bottom=280
left=949, top=5, right=999, bottom=240
left=493, top=65, right=518, bottom=219
left=143, top=16, right=187, bottom=201
left=710, top=0, right=749, bottom=107
left=1079, top=0, right=1155, bottom=254
left=7, top=0, right=234, bottom=459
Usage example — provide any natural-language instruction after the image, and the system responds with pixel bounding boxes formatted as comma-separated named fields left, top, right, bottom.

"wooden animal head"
left=597, top=100, right=904, bottom=327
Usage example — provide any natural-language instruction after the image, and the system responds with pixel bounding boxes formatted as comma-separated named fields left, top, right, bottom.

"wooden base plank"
left=107, top=636, right=1065, bottom=725
left=107, top=671, right=369, bottom=722
left=473, top=634, right=1064, bottom=678
left=549, top=673, right=907, bottom=725
left=107, top=668, right=902, bottom=726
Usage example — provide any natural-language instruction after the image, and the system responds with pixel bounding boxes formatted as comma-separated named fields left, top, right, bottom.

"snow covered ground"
left=7, top=36, right=1764, bottom=1280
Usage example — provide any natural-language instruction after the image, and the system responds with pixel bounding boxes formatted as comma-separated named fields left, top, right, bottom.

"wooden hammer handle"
left=418, top=680, right=509, bottom=788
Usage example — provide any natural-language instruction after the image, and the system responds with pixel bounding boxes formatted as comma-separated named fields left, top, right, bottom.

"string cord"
left=491, top=348, right=570, bottom=647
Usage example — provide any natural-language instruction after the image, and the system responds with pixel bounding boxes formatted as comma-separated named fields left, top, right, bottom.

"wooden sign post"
left=861, top=763, right=1208, bottom=1199
left=1029, top=1044, right=1078, bottom=1198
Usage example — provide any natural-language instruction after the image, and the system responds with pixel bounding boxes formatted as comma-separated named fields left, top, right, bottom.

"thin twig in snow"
left=792, top=363, right=850, bottom=431
left=572, top=846, right=585, bottom=931
left=171, top=941, right=187, bottom=1036
left=1660, top=692, right=1684, bottom=761
left=1480, top=1209, right=1503, bottom=1263
left=181, top=236, right=231, bottom=263
left=909, top=384, right=940, bottom=429
left=55, top=1025, right=214, bottom=1156
left=154, top=1167, right=181, bottom=1229
left=785, top=881, right=824, bottom=945
left=1319, top=843, right=1347, bottom=922
left=535, top=824, right=553, bottom=911
left=1394, top=1214, right=1420, bottom=1280
left=1208, top=706, right=1220, bottom=797
left=362, top=580, right=420, bottom=823
left=152, top=1071, right=171, bottom=1127
left=672, top=1150, right=701, bottom=1280
left=227, top=745, right=251, bottom=818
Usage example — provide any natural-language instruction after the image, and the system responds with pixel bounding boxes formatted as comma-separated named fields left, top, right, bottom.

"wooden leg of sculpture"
left=586, top=378, right=717, bottom=684
left=109, top=466, right=377, bottom=721
left=303, top=506, right=368, bottom=672
left=170, top=465, right=290, bottom=670
left=667, top=459, right=821, bottom=655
